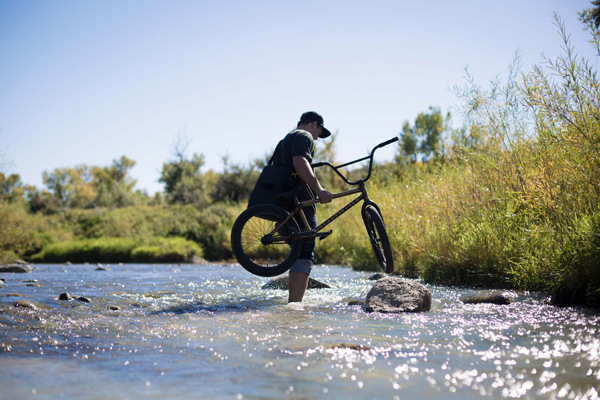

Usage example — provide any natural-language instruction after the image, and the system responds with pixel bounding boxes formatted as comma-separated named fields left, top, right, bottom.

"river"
left=0, top=264, right=598, bottom=399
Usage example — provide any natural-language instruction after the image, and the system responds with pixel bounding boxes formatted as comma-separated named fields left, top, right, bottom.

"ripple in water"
left=0, top=264, right=598, bottom=399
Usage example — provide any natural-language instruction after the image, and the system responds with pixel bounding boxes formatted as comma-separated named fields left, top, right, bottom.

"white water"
left=0, top=264, right=598, bottom=399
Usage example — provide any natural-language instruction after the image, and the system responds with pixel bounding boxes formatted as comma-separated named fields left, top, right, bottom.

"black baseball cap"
left=299, top=111, right=331, bottom=138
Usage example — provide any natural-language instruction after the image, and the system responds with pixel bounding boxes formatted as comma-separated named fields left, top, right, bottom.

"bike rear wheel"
left=231, top=204, right=302, bottom=277
left=363, top=205, right=394, bottom=273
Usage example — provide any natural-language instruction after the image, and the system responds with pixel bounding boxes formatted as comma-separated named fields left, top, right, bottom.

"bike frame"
left=265, top=137, right=398, bottom=243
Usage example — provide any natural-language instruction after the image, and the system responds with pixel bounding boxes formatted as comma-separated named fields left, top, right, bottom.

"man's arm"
left=292, top=156, right=333, bottom=203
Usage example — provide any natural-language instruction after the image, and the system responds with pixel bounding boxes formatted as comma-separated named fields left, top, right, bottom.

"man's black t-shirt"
left=271, top=129, right=316, bottom=214
left=271, top=129, right=314, bottom=168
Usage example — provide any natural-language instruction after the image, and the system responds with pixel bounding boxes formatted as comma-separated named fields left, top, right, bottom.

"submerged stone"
left=261, top=275, right=331, bottom=290
left=460, top=292, right=511, bottom=305
left=367, top=273, right=386, bottom=281
left=365, top=277, right=432, bottom=313
left=107, top=305, right=120, bottom=311
left=13, top=299, right=51, bottom=310
left=96, top=266, right=112, bottom=271
left=347, top=299, right=366, bottom=306
left=78, top=296, right=92, bottom=303
left=14, top=300, right=38, bottom=309
left=326, top=342, right=373, bottom=351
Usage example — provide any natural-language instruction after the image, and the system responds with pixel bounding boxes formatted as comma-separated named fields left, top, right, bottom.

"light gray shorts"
left=289, top=259, right=312, bottom=275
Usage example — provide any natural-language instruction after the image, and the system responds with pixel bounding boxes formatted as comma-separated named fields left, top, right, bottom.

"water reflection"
left=0, top=264, right=598, bottom=400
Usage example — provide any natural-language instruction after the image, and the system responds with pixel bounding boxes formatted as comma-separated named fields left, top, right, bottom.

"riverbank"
left=3, top=192, right=599, bottom=309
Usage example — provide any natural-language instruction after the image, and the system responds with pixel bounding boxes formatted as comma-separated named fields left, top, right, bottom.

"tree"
left=160, top=148, right=206, bottom=205
left=0, top=173, right=24, bottom=202
left=42, top=166, right=89, bottom=206
left=395, top=122, right=418, bottom=164
left=395, top=106, right=449, bottom=164
left=314, top=131, right=346, bottom=192
left=24, top=185, right=62, bottom=214
left=90, top=156, right=137, bottom=207
left=159, top=128, right=210, bottom=205
left=580, top=1, right=600, bottom=30
left=41, top=157, right=138, bottom=209
left=580, top=0, right=600, bottom=53
left=210, top=156, right=260, bottom=203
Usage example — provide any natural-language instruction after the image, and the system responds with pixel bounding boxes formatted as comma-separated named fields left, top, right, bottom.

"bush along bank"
left=31, top=237, right=203, bottom=264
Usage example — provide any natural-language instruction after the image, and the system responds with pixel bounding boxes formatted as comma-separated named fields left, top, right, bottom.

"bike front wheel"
left=231, top=204, right=302, bottom=277
left=362, top=205, right=394, bottom=273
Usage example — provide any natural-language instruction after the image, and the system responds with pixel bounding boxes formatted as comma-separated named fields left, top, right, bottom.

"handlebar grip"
left=380, top=137, right=399, bottom=147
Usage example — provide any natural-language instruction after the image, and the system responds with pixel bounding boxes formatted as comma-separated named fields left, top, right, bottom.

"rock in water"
left=347, top=299, right=366, bottom=306
left=365, top=277, right=432, bottom=313
left=326, top=342, right=373, bottom=351
left=14, top=299, right=51, bottom=310
left=460, top=292, right=510, bottom=305
left=58, top=293, right=74, bottom=301
left=14, top=300, right=38, bottom=310
left=0, top=264, right=33, bottom=273
left=261, top=275, right=331, bottom=290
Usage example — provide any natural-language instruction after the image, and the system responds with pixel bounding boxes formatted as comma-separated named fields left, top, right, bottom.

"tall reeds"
left=316, top=16, right=600, bottom=306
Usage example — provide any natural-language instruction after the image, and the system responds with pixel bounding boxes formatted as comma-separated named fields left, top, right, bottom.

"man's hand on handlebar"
left=317, top=189, right=333, bottom=204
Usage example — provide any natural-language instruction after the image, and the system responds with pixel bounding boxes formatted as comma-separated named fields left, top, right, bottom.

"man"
left=270, top=111, right=333, bottom=302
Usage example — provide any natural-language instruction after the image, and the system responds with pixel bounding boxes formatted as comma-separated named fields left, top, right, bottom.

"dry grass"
left=317, top=17, right=600, bottom=305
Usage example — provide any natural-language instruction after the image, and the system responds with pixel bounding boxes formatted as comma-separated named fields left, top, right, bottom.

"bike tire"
left=363, top=205, right=394, bottom=273
left=231, top=204, right=302, bottom=277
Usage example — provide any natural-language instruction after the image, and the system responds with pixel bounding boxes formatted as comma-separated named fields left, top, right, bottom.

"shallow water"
left=0, top=264, right=598, bottom=400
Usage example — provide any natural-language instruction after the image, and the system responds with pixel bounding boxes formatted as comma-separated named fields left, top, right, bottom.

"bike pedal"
left=317, top=230, right=333, bottom=241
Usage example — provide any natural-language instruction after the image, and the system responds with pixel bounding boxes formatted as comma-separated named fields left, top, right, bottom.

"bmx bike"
left=231, top=137, right=399, bottom=277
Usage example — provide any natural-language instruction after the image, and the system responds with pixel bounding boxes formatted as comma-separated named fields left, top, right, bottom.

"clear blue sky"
left=1, top=0, right=598, bottom=195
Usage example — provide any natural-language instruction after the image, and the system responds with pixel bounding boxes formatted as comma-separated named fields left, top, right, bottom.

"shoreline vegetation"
left=1, top=16, right=599, bottom=308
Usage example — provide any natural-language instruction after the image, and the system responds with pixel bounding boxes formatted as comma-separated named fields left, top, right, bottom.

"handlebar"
left=312, top=136, right=399, bottom=185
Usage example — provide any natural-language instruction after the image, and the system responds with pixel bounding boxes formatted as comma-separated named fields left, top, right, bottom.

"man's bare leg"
left=288, top=271, right=309, bottom=302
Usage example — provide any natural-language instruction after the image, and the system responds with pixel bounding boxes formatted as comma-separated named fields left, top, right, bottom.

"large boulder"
left=0, top=264, right=33, bottom=273
left=365, top=277, right=431, bottom=313
left=261, top=275, right=331, bottom=290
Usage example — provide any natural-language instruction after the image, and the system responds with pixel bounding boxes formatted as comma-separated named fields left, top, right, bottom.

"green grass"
left=31, top=236, right=203, bottom=264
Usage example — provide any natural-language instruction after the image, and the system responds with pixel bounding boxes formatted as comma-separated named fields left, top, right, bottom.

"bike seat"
left=278, top=186, right=304, bottom=201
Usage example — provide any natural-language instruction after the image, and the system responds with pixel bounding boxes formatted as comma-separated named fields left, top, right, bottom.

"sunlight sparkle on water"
left=0, top=264, right=599, bottom=399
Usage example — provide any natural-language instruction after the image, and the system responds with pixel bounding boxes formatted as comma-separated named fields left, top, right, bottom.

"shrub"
left=33, top=237, right=203, bottom=264
left=0, top=201, right=66, bottom=263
